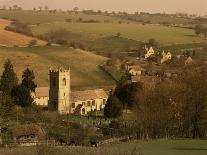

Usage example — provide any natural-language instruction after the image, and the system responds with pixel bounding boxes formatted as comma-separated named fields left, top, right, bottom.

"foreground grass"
left=0, top=46, right=115, bottom=89
left=0, top=140, right=206, bottom=155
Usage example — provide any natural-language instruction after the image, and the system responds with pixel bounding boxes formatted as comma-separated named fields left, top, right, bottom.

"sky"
left=1, top=0, right=207, bottom=15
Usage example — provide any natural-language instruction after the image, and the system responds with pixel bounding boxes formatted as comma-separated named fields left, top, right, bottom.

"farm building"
left=144, top=47, right=155, bottom=59
left=126, top=65, right=146, bottom=76
left=33, top=67, right=108, bottom=115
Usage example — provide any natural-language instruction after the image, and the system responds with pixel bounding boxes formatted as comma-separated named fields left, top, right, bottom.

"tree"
left=13, top=5, right=18, bottom=10
left=11, top=85, right=33, bottom=107
left=21, top=68, right=37, bottom=92
left=44, top=5, right=49, bottom=11
left=104, top=92, right=123, bottom=118
left=28, top=39, right=37, bottom=46
left=148, top=38, right=159, bottom=48
left=194, top=25, right=207, bottom=37
left=0, top=59, right=18, bottom=96
left=73, top=7, right=79, bottom=14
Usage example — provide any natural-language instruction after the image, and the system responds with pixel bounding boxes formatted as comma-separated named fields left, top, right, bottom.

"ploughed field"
left=0, top=19, right=46, bottom=46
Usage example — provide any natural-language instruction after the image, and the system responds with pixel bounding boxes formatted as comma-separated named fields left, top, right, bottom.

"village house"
left=176, top=55, right=193, bottom=65
left=161, top=51, right=172, bottom=64
left=126, top=65, right=146, bottom=76
left=11, top=124, right=45, bottom=146
left=33, top=67, right=108, bottom=115
left=144, top=47, right=155, bottom=59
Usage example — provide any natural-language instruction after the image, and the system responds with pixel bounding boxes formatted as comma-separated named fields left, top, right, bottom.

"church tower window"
left=63, top=78, right=66, bottom=86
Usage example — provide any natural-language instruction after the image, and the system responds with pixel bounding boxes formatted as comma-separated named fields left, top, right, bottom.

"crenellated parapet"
left=49, top=67, right=70, bottom=74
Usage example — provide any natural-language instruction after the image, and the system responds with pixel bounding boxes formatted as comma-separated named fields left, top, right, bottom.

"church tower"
left=48, top=67, right=71, bottom=114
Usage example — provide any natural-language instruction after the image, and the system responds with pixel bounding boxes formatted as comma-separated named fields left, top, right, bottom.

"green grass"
left=31, top=22, right=207, bottom=45
left=0, top=46, right=115, bottom=89
left=104, top=139, right=207, bottom=155
left=0, top=10, right=124, bottom=25
left=88, top=36, right=142, bottom=53
left=0, top=140, right=206, bottom=155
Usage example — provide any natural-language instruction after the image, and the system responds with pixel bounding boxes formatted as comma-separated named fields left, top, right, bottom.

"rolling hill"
left=0, top=18, right=46, bottom=46
left=0, top=46, right=115, bottom=89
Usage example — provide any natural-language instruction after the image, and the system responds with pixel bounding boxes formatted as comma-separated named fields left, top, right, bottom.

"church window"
left=63, top=78, right=66, bottom=86
left=72, top=103, right=75, bottom=108
left=87, top=101, right=91, bottom=106
left=82, top=108, right=86, bottom=115
left=92, top=100, right=95, bottom=106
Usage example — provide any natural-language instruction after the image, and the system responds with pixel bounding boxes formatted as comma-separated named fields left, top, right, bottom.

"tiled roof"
left=35, top=87, right=49, bottom=97
left=35, top=87, right=108, bottom=102
left=71, top=89, right=108, bottom=102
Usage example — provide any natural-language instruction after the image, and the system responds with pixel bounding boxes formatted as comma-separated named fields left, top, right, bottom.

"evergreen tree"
left=11, top=85, right=33, bottom=107
left=104, top=92, right=123, bottom=118
left=0, top=59, right=18, bottom=96
left=21, top=68, right=37, bottom=92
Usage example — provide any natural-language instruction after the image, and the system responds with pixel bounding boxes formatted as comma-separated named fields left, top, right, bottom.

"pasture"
left=31, top=22, right=207, bottom=45
left=0, top=46, right=115, bottom=89
left=0, top=140, right=206, bottom=155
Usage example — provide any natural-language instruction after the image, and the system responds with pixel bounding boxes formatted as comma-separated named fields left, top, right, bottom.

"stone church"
left=33, top=67, right=108, bottom=115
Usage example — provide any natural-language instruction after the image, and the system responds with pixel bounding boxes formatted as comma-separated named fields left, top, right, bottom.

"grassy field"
left=0, top=19, right=46, bottom=46
left=0, top=46, right=115, bottom=89
left=0, top=140, right=206, bottom=155
left=0, top=10, right=206, bottom=46
left=31, top=22, right=207, bottom=45
left=0, top=10, right=124, bottom=24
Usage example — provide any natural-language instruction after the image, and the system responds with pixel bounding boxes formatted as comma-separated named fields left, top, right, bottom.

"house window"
left=92, top=100, right=95, bottom=106
left=87, top=101, right=91, bottom=106
left=72, top=103, right=75, bottom=108
left=63, top=78, right=66, bottom=86
left=82, top=102, right=85, bottom=105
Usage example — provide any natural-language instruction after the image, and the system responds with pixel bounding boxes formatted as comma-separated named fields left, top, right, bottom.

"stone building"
left=144, top=47, right=155, bottom=59
left=33, top=67, right=108, bottom=115
left=161, top=51, right=172, bottom=64
left=126, top=65, right=146, bottom=76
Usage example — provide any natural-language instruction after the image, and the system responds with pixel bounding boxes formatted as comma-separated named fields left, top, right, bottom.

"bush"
left=28, top=39, right=37, bottom=46
left=5, top=21, right=33, bottom=36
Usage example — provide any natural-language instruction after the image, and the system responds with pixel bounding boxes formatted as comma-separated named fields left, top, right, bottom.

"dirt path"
left=0, top=18, right=47, bottom=46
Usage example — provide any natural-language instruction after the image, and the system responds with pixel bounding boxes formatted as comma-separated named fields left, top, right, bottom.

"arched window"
left=82, top=108, right=85, bottom=115
left=63, top=78, right=66, bottom=86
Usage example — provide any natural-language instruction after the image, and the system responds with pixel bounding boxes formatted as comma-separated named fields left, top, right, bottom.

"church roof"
left=35, top=87, right=49, bottom=98
left=35, top=87, right=108, bottom=102
left=71, top=89, right=108, bottom=102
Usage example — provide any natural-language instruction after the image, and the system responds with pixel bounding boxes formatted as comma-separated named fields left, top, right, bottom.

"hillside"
left=0, top=46, right=115, bottom=89
left=0, top=10, right=207, bottom=57
left=0, top=19, right=46, bottom=46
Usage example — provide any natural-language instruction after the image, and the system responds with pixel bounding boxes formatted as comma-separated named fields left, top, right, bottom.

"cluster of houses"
left=127, top=47, right=194, bottom=84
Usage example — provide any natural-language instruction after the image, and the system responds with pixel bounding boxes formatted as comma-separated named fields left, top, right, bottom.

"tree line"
left=104, top=62, right=207, bottom=139
left=0, top=59, right=37, bottom=115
